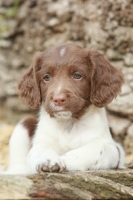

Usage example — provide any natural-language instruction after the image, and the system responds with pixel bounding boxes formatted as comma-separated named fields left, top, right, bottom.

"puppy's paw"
left=36, top=155, right=66, bottom=173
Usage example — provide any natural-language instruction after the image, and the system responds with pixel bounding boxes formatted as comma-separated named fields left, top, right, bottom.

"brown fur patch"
left=22, top=118, right=37, bottom=138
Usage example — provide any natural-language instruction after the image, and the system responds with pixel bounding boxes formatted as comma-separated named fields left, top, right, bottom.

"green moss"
left=5, top=0, right=20, bottom=18
left=0, top=0, right=20, bottom=39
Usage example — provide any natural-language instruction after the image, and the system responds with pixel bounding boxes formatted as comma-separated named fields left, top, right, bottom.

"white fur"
left=53, top=111, right=72, bottom=119
left=56, top=85, right=62, bottom=93
left=6, top=105, right=125, bottom=174
left=60, top=47, right=66, bottom=56
left=50, top=102, right=65, bottom=112
left=5, top=120, right=31, bottom=174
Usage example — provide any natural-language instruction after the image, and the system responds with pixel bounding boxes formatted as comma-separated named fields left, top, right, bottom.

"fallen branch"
left=0, top=170, right=133, bottom=199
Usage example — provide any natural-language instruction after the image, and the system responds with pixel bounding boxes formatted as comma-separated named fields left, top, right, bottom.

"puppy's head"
left=19, top=43, right=124, bottom=119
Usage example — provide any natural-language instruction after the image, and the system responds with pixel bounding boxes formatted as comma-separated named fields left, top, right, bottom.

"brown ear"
left=87, top=50, right=124, bottom=107
left=18, top=52, right=43, bottom=109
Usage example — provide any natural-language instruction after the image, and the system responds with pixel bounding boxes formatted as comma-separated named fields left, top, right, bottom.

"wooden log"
left=0, top=170, right=133, bottom=200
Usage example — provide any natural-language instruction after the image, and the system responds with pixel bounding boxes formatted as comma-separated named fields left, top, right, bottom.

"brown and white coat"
left=6, top=43, right=125, bottom=174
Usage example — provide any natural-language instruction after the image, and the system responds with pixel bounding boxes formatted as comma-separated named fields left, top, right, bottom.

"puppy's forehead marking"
left=56, top=84, right=62, bottom=93
left=60, top=47, right=66, bottom=57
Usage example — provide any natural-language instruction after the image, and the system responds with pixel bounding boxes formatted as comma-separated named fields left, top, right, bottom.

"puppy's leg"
left=61, top=139, right=125, bottom=171
left=27, top=147, right=66, bottom=174
left=6, top=118, right=37, bottom=174
left=115, top=142, right=125, bottom=169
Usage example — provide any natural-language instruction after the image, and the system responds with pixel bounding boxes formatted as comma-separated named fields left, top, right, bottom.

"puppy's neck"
left=40, top=105, right=76, bottom=131
left=39, top=105, right=109, bottom=136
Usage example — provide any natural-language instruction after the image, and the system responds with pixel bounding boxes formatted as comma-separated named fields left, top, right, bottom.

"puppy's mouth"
left=50, top=102, right=66, bottom=112
left=49, top=102, right=72, bottom=119
left=53, top=111, right=72, bottom=119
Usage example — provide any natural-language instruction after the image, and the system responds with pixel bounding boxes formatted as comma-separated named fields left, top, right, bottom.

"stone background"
left=0, top=0, right=133, bottom=171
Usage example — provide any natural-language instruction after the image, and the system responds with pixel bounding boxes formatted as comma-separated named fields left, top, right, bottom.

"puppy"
left=7, top=43, right=125, bottom=174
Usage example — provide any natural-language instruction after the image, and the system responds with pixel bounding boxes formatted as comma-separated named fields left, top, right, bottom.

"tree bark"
left=0, top=170, right=133, bottom=200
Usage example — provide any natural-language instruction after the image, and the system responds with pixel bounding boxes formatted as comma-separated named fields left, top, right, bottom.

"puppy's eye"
left=73, top=72, right=82, bottom=79
left=43, top=74, right=50, bottom=82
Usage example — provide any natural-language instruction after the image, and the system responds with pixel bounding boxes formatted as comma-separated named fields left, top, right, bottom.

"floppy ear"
left=18, top=52, right=43, bottom=109
left=87, top=50, right=124, bottom=107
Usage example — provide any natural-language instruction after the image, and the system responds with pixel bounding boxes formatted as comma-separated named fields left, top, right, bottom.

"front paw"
left=36, top=156, right=66, bottom=173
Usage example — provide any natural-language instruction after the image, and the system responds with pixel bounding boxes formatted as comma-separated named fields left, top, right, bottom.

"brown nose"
left=53, top=94, right=66, bottom=106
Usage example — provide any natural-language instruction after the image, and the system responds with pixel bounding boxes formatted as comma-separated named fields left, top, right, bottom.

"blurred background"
left=0, top=0, right=133, bottom=171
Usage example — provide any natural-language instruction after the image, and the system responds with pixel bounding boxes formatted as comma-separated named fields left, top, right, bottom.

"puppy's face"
left=38, top=46, right=91, bottom=118
left=19, top=43, right=124, bottom=119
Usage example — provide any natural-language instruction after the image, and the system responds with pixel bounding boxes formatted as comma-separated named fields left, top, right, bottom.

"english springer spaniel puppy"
left=7, top=43, right=125, bottom=174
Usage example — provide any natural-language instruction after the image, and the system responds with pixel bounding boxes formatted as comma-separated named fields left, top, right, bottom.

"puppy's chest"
left=57, top=122, right=90, bottom=152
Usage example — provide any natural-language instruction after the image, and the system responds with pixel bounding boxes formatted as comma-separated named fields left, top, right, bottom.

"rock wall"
left=0, top=0, right=133, bottom=161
